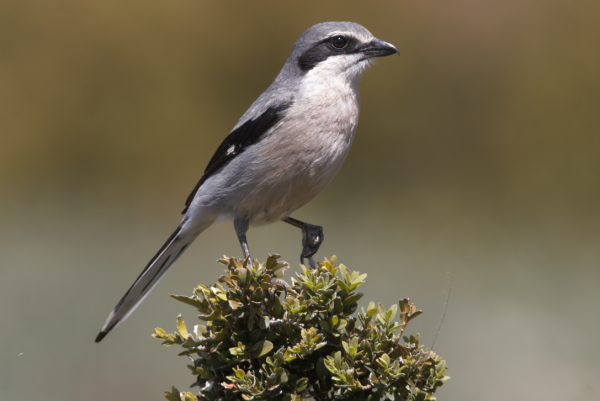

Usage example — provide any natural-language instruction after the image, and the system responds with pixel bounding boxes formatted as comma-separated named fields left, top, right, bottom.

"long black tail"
left=95, top=225, right=199, bottom=342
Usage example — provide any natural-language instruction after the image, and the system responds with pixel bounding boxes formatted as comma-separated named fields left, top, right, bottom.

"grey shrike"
left=95, top=21, right=398, bottom=342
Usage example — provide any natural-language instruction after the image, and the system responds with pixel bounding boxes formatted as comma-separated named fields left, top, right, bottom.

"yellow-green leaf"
left=176, top=315, right=188, bottom=338
left=194, top=324, right=207, bottom=338
left=181, top=392, right=196, bottom=401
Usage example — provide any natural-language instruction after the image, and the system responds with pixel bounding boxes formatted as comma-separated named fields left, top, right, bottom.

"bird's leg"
left=283, top=217, right=324, bottom=270
left=234, top=217, right=251, bottom=261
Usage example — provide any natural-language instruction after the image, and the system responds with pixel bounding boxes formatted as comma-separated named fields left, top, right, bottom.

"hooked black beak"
left=360, top=39, right=400, bottom=58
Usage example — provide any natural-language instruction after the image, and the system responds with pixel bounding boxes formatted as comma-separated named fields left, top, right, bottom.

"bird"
left=95, top=21, right=399, bottom=343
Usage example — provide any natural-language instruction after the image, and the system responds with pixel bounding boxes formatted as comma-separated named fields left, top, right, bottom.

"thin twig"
left=431, top=272, right=451, bottom=351
left=409, top=272, right=452, bottom=400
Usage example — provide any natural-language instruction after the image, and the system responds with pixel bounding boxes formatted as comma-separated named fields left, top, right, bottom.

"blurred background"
left=1, top=1, right=599, bottom=400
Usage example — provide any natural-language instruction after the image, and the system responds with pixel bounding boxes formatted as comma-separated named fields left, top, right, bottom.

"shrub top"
left=153, top=255, right=449, bottom=401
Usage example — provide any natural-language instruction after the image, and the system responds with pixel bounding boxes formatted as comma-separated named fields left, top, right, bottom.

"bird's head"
left=283, top=22, right=399, bottom=83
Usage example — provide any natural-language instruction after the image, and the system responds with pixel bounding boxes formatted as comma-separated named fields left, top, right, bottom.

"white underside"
left=187, top=56, right=371, bottom=227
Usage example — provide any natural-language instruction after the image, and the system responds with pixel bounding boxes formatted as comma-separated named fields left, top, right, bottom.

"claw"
left=300, top=224, right=323, bottom=269
left=300, top=253, right=317, bottom=270
left=306, top=226, right=323, bottom=254
left=283, top=217, right=324, bottom=270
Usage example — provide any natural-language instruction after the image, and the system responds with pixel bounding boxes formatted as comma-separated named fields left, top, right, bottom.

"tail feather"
left=95, top=224, right=199, bottom=342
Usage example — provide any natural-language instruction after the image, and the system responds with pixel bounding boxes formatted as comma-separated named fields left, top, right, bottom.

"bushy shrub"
left=153, top=255, right=449, bottom=401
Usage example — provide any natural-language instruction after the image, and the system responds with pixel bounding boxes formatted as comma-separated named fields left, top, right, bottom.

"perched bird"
left=95, top=21, right=398, bottom=342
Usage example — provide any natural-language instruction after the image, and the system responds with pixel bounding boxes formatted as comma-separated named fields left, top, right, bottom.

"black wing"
left=182, top=103, right=291, bottom=214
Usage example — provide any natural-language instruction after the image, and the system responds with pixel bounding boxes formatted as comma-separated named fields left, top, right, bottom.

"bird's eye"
left=330, top=36, right=348, bottom=49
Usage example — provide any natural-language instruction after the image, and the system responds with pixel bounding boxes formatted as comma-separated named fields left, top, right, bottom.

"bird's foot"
left=300, top=224, right=324, bottom=270
left=301, top=256, right=317, bottom=270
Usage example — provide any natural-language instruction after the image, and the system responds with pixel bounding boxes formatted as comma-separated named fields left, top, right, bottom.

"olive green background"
left=1, top=1, right=599, bottom=400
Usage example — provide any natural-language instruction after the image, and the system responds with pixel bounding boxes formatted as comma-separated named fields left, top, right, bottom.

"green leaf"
left=271, top=262, right=289, bottom=277
left=180, top=336, right=196, bottom=349
left=337, top=280, right=351, bottom=294
left=228, top=300, right=243, bottom=309
left=170, top=294, right=203, bottom=309
left=342, top=341, right=350, bottom=355
left=353, top=273, right=367, bottom=284
left=388, top=304, right=397, bottom=322
left=271, top=296, right=284, bottom=318
left=198, top=304, right=223, bottom=321
left=367, top=301, right=378, bottom=317
left=211, top=286, right=228, bottom=301
left=252, top=287, right=264, bottom=302
left=408, top=310, right=423, bottom=322
left=345, top=318, right=356, bottom=334
left=378, top=353, right=391, bottom=368
left=343, top=292, right=363, bottom=307
left=164, top=386, right=181, bottom=401
left=252, top=340, right=274, bottom=358
left=259, top=316, right=270, bottom=330
left=436, top=360, right=446, bottom=374
left=237, top=267, right=248, bottom=284
left=296, top=377, right=308, bottom=393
